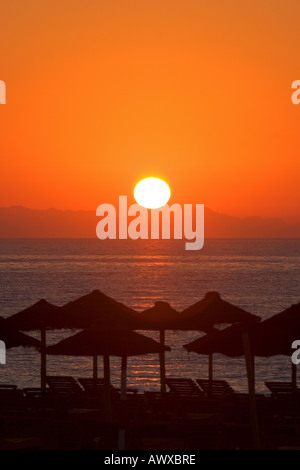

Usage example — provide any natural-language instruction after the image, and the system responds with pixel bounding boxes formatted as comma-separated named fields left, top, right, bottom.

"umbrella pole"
left=103, top=354, right=111, bottom=422
left=242, top=332, right=260, bottom=450
left=118, top=354, right=127, bottom=450
left=159, top=329, right=166, bottom=394
left=93, top=355, right=98, bottom=388
left=120, top=354, right=127, bottom=400
left=208, top=353, right=213, bottom=398
left=292, top=362, right=297, bottom=389
left=251, top=352, right=255, bottom=387
left=41, top=327, right=46, bottom=390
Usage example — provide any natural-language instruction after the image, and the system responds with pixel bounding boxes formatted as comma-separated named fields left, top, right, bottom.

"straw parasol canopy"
left=177, top=293, right=261, bottom=388
left=8, top=291, right=139, bottom=331
left=46, top=324, right=171, bottom=357
left=253, top=302, right=300, bottom=387
left=255, top=303, right=300, bottom=357
left=0, top=316, right=40, bottom=349
left=136, top=301, right=183, bottom=328
left=183, top=322, right=257, bottom=356
left=7, top=299, right=65, bottom=330
left=184, top=301, right=300, bottom=361
left=60, top=290, right=138, bottom=328
left=131, top=294, right=260, bottom=331
left=183, top=304, right=300, bottom=384
left=183, top=302, right=300, bottom=390
left=7, top=298, right=75, bottom=389
left=59, top=290, right=142, bottom=388
left=178, top=292, right=261, bottom=331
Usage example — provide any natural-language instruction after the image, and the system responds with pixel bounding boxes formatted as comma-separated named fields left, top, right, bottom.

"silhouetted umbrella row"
left=6, top=290, right=261, bottom=390
left=5, top=289, right=300, bottom=399
left=7, top=290, right=261, bottom=332
left=4, top=290, right=300, bottom=452
left=6, top=290, right=138, bottom=331
left=128, top=292, right=260, bottom=331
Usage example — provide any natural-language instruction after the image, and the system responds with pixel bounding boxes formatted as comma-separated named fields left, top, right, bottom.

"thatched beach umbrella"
left=183, top=322, right=257, bottom=396
left=6, top=299, right=62, bottom=388
left=60, top=290, right=138, bottom=328
left=183, top=322, right=255, bottom=357
left=7, top=291, right=138, bottom=389
left=138, top=301, right=183, bottom=326
left=61, top=290, right=140, bottom=382
left=135, top=294, right=260, bottom=392
left=7, top=299, right=67, bottom=331
left=177, top=292, right=260, bottom=383
left=183, top=307, right=300, bottom=450
left=0, top=316, right=40, bottom=350
left=254, top=302, right=300, bottom=387
left=179, top=292, right=260, bottom=331
left=197, top=302, right=300, bottom=387
left=0, top=316, right=40, bottom=371
left=46, top=325, right=170, bottom=450
left=45, top=324, right=171, bottom=392
left=184, top=302, right=300, bottom=387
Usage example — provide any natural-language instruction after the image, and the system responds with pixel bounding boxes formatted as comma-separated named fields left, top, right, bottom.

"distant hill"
left=0, top=205, right=299, bottom=238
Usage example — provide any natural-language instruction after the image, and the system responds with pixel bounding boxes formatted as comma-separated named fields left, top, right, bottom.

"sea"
left=0, top=238, right=299, bottom=393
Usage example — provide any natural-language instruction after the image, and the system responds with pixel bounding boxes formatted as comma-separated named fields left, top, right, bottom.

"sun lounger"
left=78, top=378, right=138, bottom=397
left=196, top=379, right=236, bottom=398
left=166, top=378, right=204, bottom=399
left=265, top=381, right=300, bottom=398
left=77, top=377, right=119, bottom=403
left=78, top=377, right=110, bottom=393
left=0, top=384, right=18, bottom=390
left=46, top=376, right=82, bottom=395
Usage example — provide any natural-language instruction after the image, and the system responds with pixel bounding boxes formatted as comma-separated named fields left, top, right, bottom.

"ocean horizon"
left=0, top=238, right=299, bottom=393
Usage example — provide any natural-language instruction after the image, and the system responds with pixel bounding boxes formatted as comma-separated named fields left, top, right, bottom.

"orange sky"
left=0, top=0, right=299, bottom=221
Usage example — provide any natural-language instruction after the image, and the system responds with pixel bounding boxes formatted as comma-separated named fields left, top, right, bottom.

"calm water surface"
left=0, top=238, right=299, bottom=393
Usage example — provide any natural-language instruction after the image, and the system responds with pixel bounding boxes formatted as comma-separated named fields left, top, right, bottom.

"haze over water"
left=0, top=238, right=299, bottom=393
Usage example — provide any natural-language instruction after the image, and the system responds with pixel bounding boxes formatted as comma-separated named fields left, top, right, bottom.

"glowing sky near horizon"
left=0, top=1, right=299, bottom=221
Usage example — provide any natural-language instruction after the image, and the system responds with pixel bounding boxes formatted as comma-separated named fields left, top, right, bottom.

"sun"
left=134, top=177, right=171, bottom=209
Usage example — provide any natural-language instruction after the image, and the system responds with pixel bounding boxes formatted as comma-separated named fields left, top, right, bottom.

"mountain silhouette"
left=0, top=205, right=299, bottom=238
